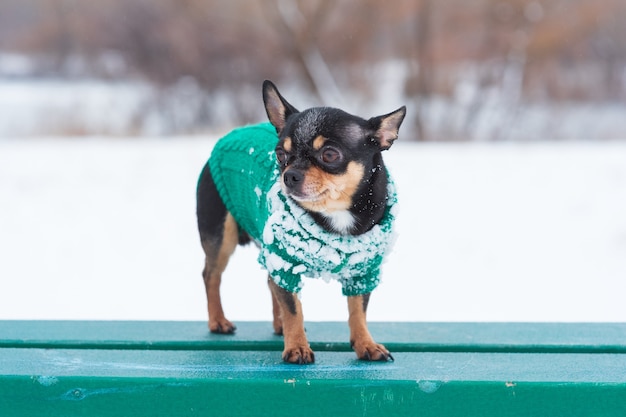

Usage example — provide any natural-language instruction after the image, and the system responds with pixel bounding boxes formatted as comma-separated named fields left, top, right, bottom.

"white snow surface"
left=1, top=138, right=625, bottom=323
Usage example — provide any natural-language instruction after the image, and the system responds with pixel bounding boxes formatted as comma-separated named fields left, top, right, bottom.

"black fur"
left=197, top=163, right=251, bottom=246
left=270, top=103, right=404, bottom=235
left=272, top=284, right=298, bottom=316
left=196, top=163, right=227, bottom=246
left=196, top=80, right=405, bottom=363
left=362, top=293, right=371, bottom=313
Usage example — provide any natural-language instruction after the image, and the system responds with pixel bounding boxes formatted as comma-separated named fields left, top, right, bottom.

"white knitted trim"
left=258, top=175, right=398, bottom=292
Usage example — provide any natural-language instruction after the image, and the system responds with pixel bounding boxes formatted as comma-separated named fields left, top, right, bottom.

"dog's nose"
left=283, top=169, right=304, bottom=189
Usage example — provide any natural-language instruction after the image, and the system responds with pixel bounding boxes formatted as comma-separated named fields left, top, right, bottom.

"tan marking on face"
left=294, top=162, right=365, bottom=213
left=312, top=135, right=327, bottom=151
left=283, top=137, right=292, bottom=153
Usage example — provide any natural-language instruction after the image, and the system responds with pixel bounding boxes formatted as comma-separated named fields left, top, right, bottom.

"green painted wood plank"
left=2, top=348, right=626, bottom=382
left=1, top=377, right=624, bottom=417
left=1, top=321, right=625, bottom=353
left=1, top=349, right=625, bottom=417
left=2, top=321, right=626, bottom=416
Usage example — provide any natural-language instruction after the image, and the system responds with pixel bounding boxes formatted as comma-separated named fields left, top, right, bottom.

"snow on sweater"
left=207, top=122, right=397, bottom=296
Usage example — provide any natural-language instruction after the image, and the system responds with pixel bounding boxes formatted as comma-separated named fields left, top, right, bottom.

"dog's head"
left=262, top=80, right=405, bottom=232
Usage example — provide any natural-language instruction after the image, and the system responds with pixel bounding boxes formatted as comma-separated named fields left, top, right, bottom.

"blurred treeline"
left=1, top=0, right=625, bottom=139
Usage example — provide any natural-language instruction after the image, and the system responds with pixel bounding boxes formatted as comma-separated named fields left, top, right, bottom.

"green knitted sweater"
left=207, top=123, right=397, bottom=296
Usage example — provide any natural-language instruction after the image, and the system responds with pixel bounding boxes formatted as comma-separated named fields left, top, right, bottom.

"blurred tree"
left=404, top=0, right=433, bottom=141
left=261, top=0, right=341, bottom=104
left=1, top=0, right=625, bottom=138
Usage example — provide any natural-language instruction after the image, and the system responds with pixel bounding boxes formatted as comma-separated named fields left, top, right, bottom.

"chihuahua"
left=196, top=80, right=405, bottom=364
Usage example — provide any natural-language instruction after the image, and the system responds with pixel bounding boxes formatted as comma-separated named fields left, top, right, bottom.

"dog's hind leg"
left=197, top=164, right=237, bottom=334
left=200, top=213, right=238, bottom=333
left=268, top=279, right=314, bottom=364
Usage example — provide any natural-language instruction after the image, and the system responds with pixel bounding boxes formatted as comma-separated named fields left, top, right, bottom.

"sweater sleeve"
left=258, top=243, right=305, bottom=294
left=338, top=255, right=383, bottom=296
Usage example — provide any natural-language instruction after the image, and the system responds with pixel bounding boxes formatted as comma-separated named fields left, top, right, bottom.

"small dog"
left=196, top=80, right=405, bottom=364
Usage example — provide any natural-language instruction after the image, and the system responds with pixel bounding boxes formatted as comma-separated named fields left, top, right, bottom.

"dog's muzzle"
left=283, top=169, right=305, bottom=191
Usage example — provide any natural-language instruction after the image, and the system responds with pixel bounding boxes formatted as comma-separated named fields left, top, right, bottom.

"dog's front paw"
left=209, top=318, right=237, bottom=334
left=282, top=346, right=315, bottom=364
left=352, top=340, right=394, bottom=362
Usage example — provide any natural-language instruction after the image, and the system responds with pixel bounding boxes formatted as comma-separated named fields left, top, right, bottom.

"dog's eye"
left=320, top=147, right=342, bottom=164
left=275, top=147, right=287, bottom=164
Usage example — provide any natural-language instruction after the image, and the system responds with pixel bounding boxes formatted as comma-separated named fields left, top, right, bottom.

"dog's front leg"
left=348, top=294, right=393, bottom=361
left=268, top=278, right=315, bottom=364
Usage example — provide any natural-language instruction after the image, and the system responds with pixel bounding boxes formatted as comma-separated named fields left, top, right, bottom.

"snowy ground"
left=1, top=138, right=625, bottom=323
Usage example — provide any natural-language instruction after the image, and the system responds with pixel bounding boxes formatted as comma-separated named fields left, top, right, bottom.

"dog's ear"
left=369, top=106, right=406, bottom=150
left=263, top=80, right=299, bottom=133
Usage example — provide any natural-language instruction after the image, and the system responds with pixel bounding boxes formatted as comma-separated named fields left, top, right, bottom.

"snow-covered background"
left=1, top=137, right=625, bottom=323
left=2, top=0, right=626, bottom=325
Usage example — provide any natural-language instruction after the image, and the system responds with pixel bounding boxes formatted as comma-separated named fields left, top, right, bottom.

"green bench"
left=1, top=321, right=625, bottom=416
